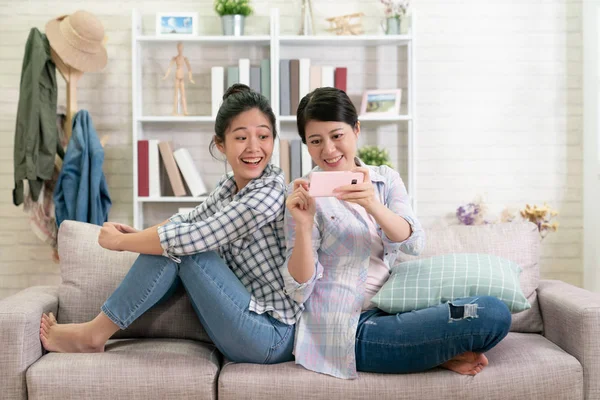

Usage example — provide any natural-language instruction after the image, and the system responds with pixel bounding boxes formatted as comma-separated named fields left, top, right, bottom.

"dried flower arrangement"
left=380, top=0, right=410, bottom=19
left=456, top=197, right=559, bottom=240
left=455, top=195, right=488, bottom=226
left=519, top=203, right=559, bottom=239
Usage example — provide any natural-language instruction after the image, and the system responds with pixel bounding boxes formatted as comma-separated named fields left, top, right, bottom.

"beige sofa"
left=1, top=220, right=599, bottom=400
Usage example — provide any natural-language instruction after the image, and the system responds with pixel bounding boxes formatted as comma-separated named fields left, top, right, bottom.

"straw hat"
left=46, top=10, right=107, bottom=72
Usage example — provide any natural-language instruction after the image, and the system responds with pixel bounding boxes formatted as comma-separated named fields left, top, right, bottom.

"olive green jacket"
left=13, top=28, right=60, bottom=206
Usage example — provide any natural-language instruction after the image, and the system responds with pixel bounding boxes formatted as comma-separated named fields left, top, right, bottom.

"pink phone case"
left=309, top=171, right=365, bottom=197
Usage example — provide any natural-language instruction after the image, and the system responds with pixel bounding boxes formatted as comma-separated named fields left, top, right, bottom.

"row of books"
left=280, top=60, right=347, bottom=116
left=210, top=59, right=271, bottom=116
left=279, top=139, right=313, bottom=184
left=210, top=59, right=348, bottom=117
left=137, top=140, right=208, bottom=198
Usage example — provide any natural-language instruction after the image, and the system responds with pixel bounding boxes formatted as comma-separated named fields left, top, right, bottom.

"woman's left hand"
left=334, top=167, right=379, bottom=212
left=98, top=222, right=124, bottom=251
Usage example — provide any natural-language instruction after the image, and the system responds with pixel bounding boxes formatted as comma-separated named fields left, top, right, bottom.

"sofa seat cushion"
left=27, top=339, right=220, bottom=400
left=218, top=333, right=582, bottom=400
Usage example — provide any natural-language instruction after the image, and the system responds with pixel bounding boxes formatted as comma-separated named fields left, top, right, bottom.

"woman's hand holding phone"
left=333, top=167, right=379, bottom=212
left=286, top=179, right=316, bottom=228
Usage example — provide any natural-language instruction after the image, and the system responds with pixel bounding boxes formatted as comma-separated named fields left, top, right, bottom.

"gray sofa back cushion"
left=57, top=220, right=542, bottom=340
left=398, top=222, right=542, bottom=333
left=57, top=221, right=211, bottom=343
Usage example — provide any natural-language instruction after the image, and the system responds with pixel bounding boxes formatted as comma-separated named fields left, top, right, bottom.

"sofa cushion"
left=371, top=253, right=531, bottom=314
left=397, top=222, right=542, bottom=333
left=27, top=339, right=220, bottom=400
left=57, top=220, right=211, bottom=342
left=218, top=333, right=582, bottom=400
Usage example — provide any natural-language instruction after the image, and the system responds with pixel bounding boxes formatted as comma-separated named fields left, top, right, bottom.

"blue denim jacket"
left=281, top=160, right=425, bottom=379
left=54, top=110, right=111, bottom=228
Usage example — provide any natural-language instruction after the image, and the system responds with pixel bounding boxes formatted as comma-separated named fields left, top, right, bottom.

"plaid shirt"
left=158, top=164, right=302, bottom=325
left=281, top=160, right=426, bottom=379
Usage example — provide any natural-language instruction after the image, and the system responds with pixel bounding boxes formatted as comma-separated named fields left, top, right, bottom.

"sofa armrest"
left=537, top=279, right=600, bottom=399
left=0, top=286, right=59, bottom=400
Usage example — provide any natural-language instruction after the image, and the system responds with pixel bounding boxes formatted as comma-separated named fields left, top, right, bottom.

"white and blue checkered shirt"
left=158, top=164, right=302, bottom=325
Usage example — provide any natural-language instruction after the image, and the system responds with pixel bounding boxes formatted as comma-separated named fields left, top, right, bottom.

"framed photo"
left=156, top=12, right=198, bottom=37
left=360, top=89, right=402, bottom=115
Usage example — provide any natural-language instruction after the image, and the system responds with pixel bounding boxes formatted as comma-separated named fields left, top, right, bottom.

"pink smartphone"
left=308, top=171, right=365, bottom=197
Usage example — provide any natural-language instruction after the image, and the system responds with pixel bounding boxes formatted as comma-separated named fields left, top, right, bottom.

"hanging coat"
left=13, top=27, right=60, bottom=206
left=54, top=110, right=111, bottom=228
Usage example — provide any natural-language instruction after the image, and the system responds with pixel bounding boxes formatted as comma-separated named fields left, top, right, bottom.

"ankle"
left=77, top=322, right=109, bottom=350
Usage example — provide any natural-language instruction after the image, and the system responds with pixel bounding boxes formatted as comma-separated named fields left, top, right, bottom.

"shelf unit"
left=131, top=8, right=416, bottom=229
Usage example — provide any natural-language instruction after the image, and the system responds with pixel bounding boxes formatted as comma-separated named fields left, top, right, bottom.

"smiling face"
left=215, top=108, right=274, bottom=190
left=304, top=120, right=360, bottom=171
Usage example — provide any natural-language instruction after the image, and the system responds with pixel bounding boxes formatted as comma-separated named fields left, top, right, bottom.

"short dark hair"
left=296, top=87, right=358, bottom=144
left=210, top=83, right=277, bottom=158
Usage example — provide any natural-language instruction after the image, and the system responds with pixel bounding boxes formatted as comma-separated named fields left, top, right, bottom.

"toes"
left=40, top=323, right=49, bottom=334
left=40, top=334, right=50, bottom=350
left=49, top=312, right=57, bottom=324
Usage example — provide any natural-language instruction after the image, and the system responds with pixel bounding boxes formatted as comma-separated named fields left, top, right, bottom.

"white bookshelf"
left=131, top=8, right=416, bottom=229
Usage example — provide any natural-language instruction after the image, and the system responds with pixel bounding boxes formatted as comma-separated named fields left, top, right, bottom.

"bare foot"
left=40, top=313, right=105, bottom=353
left=440, top=352, right=489, bottom=375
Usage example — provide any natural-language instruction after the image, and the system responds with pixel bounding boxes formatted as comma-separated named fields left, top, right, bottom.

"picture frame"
left=359, top=89, right=402, bottom=115
left=156, top=12, right=199, bottom=37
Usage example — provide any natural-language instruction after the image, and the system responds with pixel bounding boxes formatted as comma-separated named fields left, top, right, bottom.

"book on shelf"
left=279, top=139, right=291, bottom=184
left=309, top=65, right=321, bottom=91
left=334, top=67, right=347, bottom=92
left=158, top=141, right=186, bottom=197
left=211, top=66, right=224, bottom=117
left=321, top=66, right=335, bottom=87
left=159, top=153, right=174, bottom=196
left=299, top=58, right=311, bottom=99
left=260, top=59, right=270, bottom=102
left=226, top=66, right=239, bottom=89
left=238, top=58, right=250, bottom=86
left=173, top=148, right=208, bottom=197
left=279, top=59, right=291, bottom=116
left=290, top=59, right=300, bottom=115
left=148, top=139, right=161, bottom=197
left=137, top=140, right=149, bottom=197
left=250, top=66, right=261, bottom=94
left=290, top=139, right=302, bottom=181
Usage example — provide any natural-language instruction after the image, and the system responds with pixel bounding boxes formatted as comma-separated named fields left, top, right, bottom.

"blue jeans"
left=101, top=252, right=294, bottom=364
left=355, top=296, right=512, bottom=373
left=102, top=253, right=509, bottom=372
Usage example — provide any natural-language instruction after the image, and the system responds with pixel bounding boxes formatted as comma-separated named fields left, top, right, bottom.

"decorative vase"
left=221, top=15, right=245, bottom=36
left=381, top=16, right=401, bottom=35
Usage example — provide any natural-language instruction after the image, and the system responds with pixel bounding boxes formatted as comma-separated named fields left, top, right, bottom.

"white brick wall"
left=0, top=0, right=583, bottom=299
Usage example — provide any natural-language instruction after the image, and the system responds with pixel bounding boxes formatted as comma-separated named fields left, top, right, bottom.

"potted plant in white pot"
left=214, top=0, right=253, bottom=36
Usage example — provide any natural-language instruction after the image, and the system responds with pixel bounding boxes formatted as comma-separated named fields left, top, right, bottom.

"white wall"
left=582, top=0, right=600, bottom=292
left=0, top=0, right=583, bottom=299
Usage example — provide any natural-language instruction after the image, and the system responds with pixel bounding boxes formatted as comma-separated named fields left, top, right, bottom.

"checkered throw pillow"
left=371, top=253, right=531, bottom=314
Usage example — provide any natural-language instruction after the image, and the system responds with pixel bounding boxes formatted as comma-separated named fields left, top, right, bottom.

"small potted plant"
left=357, top=145, right=393, bottom=168
left=214, top=0, right=253, bottom=36
left=380, top=0, right=409, bottom=35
